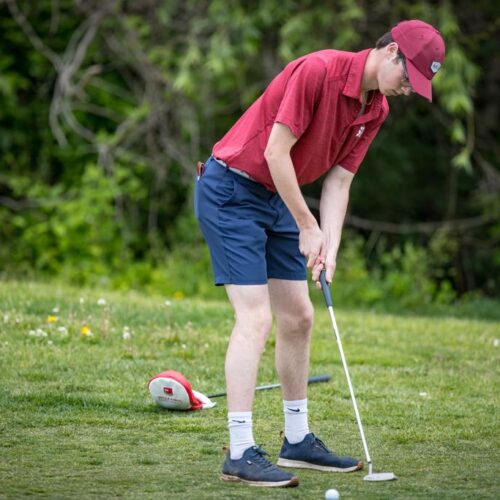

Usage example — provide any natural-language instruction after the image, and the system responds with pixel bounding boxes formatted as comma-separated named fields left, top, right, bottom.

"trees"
left=0, top=0, right=498, bottom=297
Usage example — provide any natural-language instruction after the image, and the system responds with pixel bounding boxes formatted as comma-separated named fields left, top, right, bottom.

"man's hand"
left=299, top=223, right=325, bottom=270
left=312, top=252, right=336, bottom=289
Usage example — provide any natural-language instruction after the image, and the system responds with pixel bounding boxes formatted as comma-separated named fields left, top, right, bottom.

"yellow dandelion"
left=47, top=315, right=58, bottom=323
left=80, top=325, right=93, bottom=337
left=174, top=291, right=185, bottom=300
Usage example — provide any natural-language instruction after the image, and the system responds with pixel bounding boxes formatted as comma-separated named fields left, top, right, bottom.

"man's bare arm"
left=264, top=123, right=325, bottom=270
left=313, top=165, right=354, bottom=284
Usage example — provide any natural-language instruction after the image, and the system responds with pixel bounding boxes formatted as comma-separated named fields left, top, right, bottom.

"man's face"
left=377, top=44, right=413, bottom=97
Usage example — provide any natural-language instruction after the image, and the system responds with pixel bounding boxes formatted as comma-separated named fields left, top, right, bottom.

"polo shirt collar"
left=343, top=48, right=385, bottom=124
left=342, top=48, right=375, bottom=99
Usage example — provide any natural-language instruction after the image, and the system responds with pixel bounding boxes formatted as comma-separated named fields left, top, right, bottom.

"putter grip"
left=320, top=270, right=333, bottom=308
left=308, top=374, right=331, bottom=384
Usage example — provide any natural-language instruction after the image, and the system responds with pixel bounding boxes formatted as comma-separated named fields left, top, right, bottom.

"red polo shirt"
left=213, top=49, right=389, bottom=191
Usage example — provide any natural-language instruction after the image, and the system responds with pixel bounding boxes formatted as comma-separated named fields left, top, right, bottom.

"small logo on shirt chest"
left=356, top=125, right=365, bottom=138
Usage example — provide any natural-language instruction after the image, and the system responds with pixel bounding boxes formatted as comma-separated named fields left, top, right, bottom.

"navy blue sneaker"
left=221, top=446, right=299, bottom=487
left=277, top=433, right=363, bottom=472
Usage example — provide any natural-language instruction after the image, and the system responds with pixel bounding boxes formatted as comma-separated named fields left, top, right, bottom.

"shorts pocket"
left=196, top=167, right=238, bottom=223
left=214, top=173, right=238, bottom=207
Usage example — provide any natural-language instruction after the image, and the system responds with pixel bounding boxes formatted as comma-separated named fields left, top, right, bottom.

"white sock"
left=283, top=399, right=310, bottom=444
left=228, top=412, right=255, bottom=460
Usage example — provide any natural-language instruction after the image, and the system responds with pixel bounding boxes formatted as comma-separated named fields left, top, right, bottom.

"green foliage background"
left=0, top=0, right=498, bottom=308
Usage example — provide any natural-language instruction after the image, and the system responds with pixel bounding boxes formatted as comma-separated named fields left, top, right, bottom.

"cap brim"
left=406, top=59, right=432, bottom=102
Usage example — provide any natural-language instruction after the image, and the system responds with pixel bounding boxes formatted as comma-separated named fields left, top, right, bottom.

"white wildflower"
left=164, top=300, right=172, bottom=307
left=3, top=314, right=8, bottom=323
left=29, top=329, right=48, bottom=338
left=79, top=297, right=85, bottom=304
left=122, top=326, right=131, bottom=340
left=494, top=339, right=499, bottom=347
left=181, top=343, right=187, bottom=349
left=47, top=340, right=54, bottom=346
left=58, top=326, right=68, bottom=337
left=52, top=307, right=59, bottom=314
left=97, top=298, right=106, bottom=306
left=419, top=392, right=428, bottom=397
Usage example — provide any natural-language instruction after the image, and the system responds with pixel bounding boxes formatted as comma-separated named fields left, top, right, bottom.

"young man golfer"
left=195, top=19, right=445, bottom=487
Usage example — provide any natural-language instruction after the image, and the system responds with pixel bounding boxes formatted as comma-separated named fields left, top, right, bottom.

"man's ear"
left=385, top=42, right=400, bottom=60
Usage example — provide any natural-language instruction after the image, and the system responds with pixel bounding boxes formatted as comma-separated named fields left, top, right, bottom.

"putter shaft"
left=320, top=271, right=372, bottom=468
left=327, top=306, right=373, bottom=467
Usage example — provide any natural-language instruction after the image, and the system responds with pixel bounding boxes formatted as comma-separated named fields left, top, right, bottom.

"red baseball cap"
left=391, top=20, right=445, bottom=102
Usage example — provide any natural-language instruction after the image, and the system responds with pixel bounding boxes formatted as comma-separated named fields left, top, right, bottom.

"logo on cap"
left=430, top=61, right=441, bottom=74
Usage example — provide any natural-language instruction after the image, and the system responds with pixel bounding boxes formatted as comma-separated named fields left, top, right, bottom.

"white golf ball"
left=325, top=489, right=340, bottom=500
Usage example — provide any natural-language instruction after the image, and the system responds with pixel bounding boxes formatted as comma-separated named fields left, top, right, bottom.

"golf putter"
left=319, top=270, right=397, bottom=482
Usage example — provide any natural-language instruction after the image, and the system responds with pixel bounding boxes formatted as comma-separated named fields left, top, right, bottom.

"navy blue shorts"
left=194, top=156, right=306, bottom=285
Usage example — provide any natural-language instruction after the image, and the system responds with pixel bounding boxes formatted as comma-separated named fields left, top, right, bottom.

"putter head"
left=363, top=472, right=397, bottom=481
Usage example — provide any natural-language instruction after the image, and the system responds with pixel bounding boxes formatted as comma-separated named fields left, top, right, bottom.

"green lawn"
left=0, top=281, right=498, bottom=499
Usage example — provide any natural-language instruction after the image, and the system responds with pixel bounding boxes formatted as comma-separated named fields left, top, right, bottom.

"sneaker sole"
left=277, top=458, right=364, bottom=473
left=220, top=474, right=300, bottom=488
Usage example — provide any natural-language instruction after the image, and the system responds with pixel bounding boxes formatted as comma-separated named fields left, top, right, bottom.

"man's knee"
left=234, top=307, right=273, bottom=344
left=279, top=300, right=314, bottom=336
left=226, top=284, right=273, bottom=345
left=296, top=301, right=314, bottom=334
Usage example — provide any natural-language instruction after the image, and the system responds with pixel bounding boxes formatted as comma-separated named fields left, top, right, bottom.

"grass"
left=0, top=280, right=498, bottom=499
